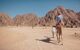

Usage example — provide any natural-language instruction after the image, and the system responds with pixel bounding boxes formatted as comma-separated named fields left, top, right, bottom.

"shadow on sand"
left=36, top=36, right=58, bottom=45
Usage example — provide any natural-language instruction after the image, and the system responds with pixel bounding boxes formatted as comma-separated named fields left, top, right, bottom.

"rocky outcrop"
left=0, top=6, right=80, bottom=27
left=0, top=13, right=14, bottom=26
left=14, top=13, right=38, bottom=26
left=42, top=6, right=80, bottom=27
left=77, top=12, right=80, bottom=20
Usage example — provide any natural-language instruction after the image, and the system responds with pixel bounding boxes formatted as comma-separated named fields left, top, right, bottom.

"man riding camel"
left=55, top=13, right=64, bottom=44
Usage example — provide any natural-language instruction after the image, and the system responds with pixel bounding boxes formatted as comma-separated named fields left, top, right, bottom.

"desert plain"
left=0, top=26, right=80, bottom=50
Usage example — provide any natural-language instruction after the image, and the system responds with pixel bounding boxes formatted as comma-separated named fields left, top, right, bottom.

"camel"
left=56, top=21, right=64, bottom=44
left=55, top=13, right=64, bottom=45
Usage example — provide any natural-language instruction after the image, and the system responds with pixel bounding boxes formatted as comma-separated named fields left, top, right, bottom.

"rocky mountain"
left=14, top=13, right=38, bottom=26
left=0, top=13, right=14, bottom=26
left=41, top=6, right=80, bottom=27
left=0, top=6, right=80, bottom=27
left=77, top=12, right=80, bottom=20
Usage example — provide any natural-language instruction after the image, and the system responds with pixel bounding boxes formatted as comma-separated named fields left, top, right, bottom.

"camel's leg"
left=60, top=27, right=63, bottom=42
left=61, top=32, right=63, bottom=42
left=58, top=33, right=60, bottom=43
left=59, top=29, right=62, bottom=42
left=56, top=32, right=58, bottom=43
left=59, top=27, right=63, bottom=45
left=56, top=29, right=60, bottom=43
left=58, top=27, right=62, bottom=43
left=52, top=32, right=54, bottom=38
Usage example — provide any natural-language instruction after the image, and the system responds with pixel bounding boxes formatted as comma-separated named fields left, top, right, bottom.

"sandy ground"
left=0, top=26, right=80, bottom=50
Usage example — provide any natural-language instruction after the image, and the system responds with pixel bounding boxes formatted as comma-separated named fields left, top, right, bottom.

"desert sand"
left=0, top=26, right=80, bottom=50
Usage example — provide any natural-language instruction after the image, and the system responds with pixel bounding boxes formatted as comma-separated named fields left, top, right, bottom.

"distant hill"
left=14, top=13, right=38, bottom=26
left=42, top=6, right=80, bottom=27
left=0, top=6, right=80, bottom=27
left=0, top=13, right=14, bottom=26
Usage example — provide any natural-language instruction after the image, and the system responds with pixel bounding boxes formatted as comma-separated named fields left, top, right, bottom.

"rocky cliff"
left=0, top=6, right=80, bottom=27
left=42, top=6, right=80, bottom=27
left=0, top=13, right=14, bottom=26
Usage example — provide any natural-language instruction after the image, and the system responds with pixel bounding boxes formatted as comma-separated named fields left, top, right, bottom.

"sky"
left=0, top=0, right=80, bottom=17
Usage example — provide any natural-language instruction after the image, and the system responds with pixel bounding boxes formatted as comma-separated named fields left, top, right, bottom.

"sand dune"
left=0, top=26, right=80, bottom=50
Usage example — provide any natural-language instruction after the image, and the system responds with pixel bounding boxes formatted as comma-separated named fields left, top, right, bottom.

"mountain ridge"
left=0, top=6, right=80, bottom=27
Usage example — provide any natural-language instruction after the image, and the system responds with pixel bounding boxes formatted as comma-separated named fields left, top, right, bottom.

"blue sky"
left=0, top=0, right=80, bottom=17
